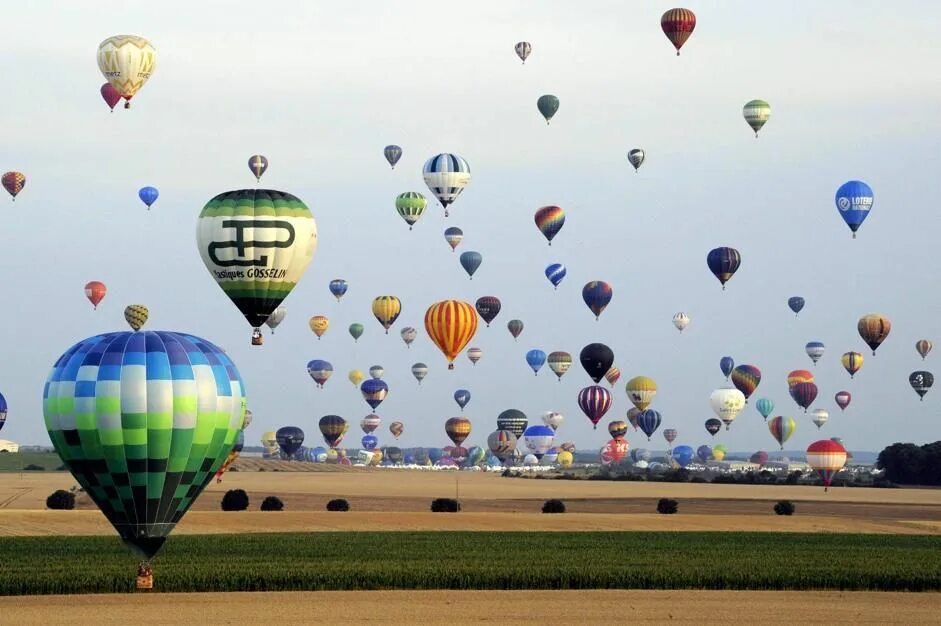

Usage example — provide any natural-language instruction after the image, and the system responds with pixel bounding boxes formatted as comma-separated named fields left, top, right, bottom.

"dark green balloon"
left=537, top=95, right=560, bottom=124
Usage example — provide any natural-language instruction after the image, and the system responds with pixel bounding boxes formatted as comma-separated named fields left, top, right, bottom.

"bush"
left=260, top=496, right=284, bottom=511
left=657, top=498, right=678, bottom=514
left=23, top=464, right=45, bottom=471
left=542, top=499, right=566, bottom=514
left=774, top=500, right=795, bottom=516
left=221, top=489, right=249, bottom=511
left=326, top=498, right=350, bottom=512
left=46, top=490, right=76, bottom=510
left=430, top=498, right=461, bottom=513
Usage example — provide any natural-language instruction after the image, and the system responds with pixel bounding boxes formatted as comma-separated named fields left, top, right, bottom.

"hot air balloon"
left=523, top=424, right=555, bottom=459
left=835, top=391, right=851, bottom=411
left=916, top=340, right=933, bottom=360
left=858, top=314, right=891, bottom=355
left=672, top=445, right=694, bottom=468
left=710, top=387, right=746, bottom=429
left=264, top=306, right=286, bottom=333
left=731, top=365, right=761, bottom=401
left=835, top=180, right=873, bottom=238
left=307, top=359, right=333, bottom=388
left=197, top=190, right=318, bottom=346
left=123, top=305, right=149, bottom=331
left=750, top=451, right=769, bottom=466
left=704, top=418, right=722, bottom=436
left=787, top=369, right=815, bottom=388
left=84, top=281, right=107, bottom=309
left=138, top=186, right=159, bottom=209
left=604, top=366, right=621, bottom=388
left=707, top=247, right=741, bottom=290
left=630, top=448, right=650, bottom=463
left=348, top=369, right=365, bottom=387
left=811, top=409, right=829, bottom=429
left=580, top=343, right=615, bottom=384
left=545, top=263, right=567, bottom=289
left=841, top=352, right=863, bottom=378
left=411, top=362, right=429, bottom=385
left=425, top=300, right=478, bottom=370
left=445, top=417, right=472, bottom=447
left=696, top=445, right=712, bottom=464
left=467, top=347, right=483, bottom=365
left=582, top=281, right=613, bottom=320
left=548, top=351, right=573, bottom=380
left=361, top=414, right=381, bottom=434
left=755, top=397, right=774, bottom=421
left=488, top=430, right=518, bottom=461
left=507, top=319, right=524, bottom=340
left=497, top=409, right=528, bottom=438
left=242, top=408, right=253, bottom=428
left=608, top=420, right=628, bottom=439
left=637, top=410, right=662, bottom=441
left=663, top=428, right=678, bottom=446
left=459, top=251, right=482, bottom=279
left=788, top=297, right=805, bottom=316
left=806, top=341, right=825, bottom=365
left=1, top=171, right=25, bottom=201
left=661, top=8, right=696, bottom=55
left=537, top=95, right=560, bottom=124
left=626, top=407, right=641, bottom=431
left=742, top=99, right=771, bottom=137
left=475, top=296, right=501, bottom=327
left=401, top=326, right=417, bottom=348
left=395, top=192, right=426, bottom=230
left=423, top=153, right=471, bottom=217
left=100, top=82, right=122, bottom=111
left=97, top=35, right=156, bottom=108
left=578, top=385, right=612, bottom=430
left=672, top=312, right=690, bottom=332
left=45, top=331, right=243, bottom=564
left=526, top=349, right=547, bottom=375
left=361, top=379, right=388, bottom=409
left=368, top=364, right=385, bottom=380
left=534, top=206, right=565, bottom=244
left=389, top=421, right=404, bottom=439
left=557, top=450, right=574, bottom=468
left=318, top=415, right=347, bottom=448
left=277, top=426, right=305, bottom=457
left=361, top=435, right=378, bottom=451
left=806, top=439, right=847, bottom=491
left=329, top=279, right=348, bottom=301
left=454, top=389, right=471, bottom=410
left=910, top=371, right=934, bottom=400
left=719, top=356, right=735, bottom=380
left=712, top=446, right=727, bottom=462
left=444, top=227, right=464, bottom=251
left=627, top=149, right=645, bottom=172
left=384, top=145, right=402, bottom=169
left=768, top=416, right=796, bottom=450
left=247, top=155, right=268, bottom=181
left=372, top=296, right=402, bottom=333
left=790, top=381, right=818, bottom=412
left=542, top=411, right=563, bottom=431
left=601, top=438, right=630, bottom=465
left=309, top=315, right=329, bottom=339
left=514, top=41, right=532, bottom=64
left=349, top=323, right=364, bottom=342
left=625, top=376, right=657, bottom=411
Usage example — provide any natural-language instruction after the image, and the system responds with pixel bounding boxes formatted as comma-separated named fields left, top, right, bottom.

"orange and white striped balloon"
left=424, top=300, right=478, bottom=370
left=806, top=439, right=847, bottom=490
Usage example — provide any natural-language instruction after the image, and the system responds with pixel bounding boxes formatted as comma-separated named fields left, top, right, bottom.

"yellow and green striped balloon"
left=395, top=192, right=427, bottom=230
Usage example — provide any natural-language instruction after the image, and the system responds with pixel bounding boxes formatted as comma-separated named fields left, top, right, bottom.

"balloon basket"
left=136, top=563, right=154, bottom=590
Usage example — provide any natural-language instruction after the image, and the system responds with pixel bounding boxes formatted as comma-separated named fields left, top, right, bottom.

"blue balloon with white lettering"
left=545, top=263, right=567, bottom=289
left=526, top=349, right=547, bottom=375
left=672, top=445, right=695, bottom=468
left=361, top=435, right=378, bottom=451
left=835, top=180, right=873, bottom=238
left=454, top=389, right=471, bottom=410
left=787, top=296, right=805, bottom=316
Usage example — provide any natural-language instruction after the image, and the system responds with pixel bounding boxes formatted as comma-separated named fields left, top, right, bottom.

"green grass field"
left=2, top=532, right=940, bottom=595
left=0, top=451, right=63, bottom=472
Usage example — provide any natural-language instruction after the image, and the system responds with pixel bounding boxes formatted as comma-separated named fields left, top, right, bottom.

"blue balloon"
left=360, top=378, right=389, bottom=410
left=787, top=296, right=805, bottom=315
left=720, top=356, right=735, bottom=380
left=329, top=279, right=348, bottom=300
left=428, top=447, right=443, bottom=463
left=138, top=186, right=159, bottom=208
left=0, top=391, right=6, bottom=432
left=361, top=435, right=378, bottom=451
left=276, top=426, right=305, bottom=457
left=672, top=445, right=694, bottom=468
left=696, top=445, right=712, bottom=464
left=706, top=247, right=741, bottom=289
left=630, top=448, right=650, bottom=463
left=545, top=263, right=567, bottom=289
left=310, top=446, right=327, bottom=462
left=835, top=180, right=873, bottom=238
left=637, top=410, right=662, bottom=441
left=525, top=349, right=547, bottom=375
left=459, top=251, right=482, bottom=279
left=454, top=389, right=471, bottom=410
left=384, top=144, right=402, bottom=169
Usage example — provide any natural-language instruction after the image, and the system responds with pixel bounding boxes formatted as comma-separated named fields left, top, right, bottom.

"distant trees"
left=877, top=442, right=941, bottom=485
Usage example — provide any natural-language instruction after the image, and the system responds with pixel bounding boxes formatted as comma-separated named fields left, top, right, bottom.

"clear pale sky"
left=1, top=1, right=939, bottom=454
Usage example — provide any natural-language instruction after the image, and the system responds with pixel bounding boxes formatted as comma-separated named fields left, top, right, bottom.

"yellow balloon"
left=372, top=296, right=402, bottom=333
left=557, top=450, right=574, bottom=468
left=625, top=376, right=657, bottom=411
left=348, top=369, right=365, bottom=386
left=310, top=315, right=329, bottom=338
left=97, top=35, right=156, bottom=107
left=123, top=304, right=149, bottom=331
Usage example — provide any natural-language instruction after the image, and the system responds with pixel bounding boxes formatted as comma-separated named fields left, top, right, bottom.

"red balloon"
left=661, top=8, right=697, bottom=56
left=100, top=83, right=122, bottom=112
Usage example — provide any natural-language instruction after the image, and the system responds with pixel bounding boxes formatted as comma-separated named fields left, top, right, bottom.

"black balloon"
left=579, top=343, right=614, bottom=383
left=276, top=426, right=305, bottom=456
